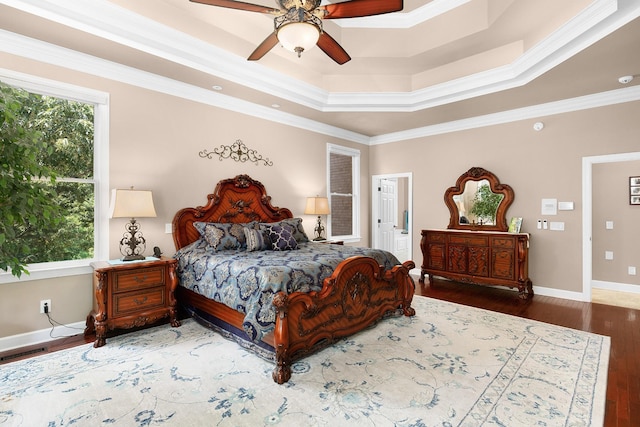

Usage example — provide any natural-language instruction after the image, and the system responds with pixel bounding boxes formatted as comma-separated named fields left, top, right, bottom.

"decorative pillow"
left=244, top=226, right=269, bottom=252
left=264, top=224, right=298, bottom=251
left=263, top=218, right=309, bottom=243
left=193, top=222, right=249, bottom=251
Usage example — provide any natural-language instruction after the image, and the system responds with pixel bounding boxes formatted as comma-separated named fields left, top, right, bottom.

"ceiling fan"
left=189, top=0, right=404, bottom=64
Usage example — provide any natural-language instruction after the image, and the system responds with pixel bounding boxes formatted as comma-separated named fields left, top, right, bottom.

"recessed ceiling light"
left=618, top=75, right=634, bottom=84
left=271, top=104, right=281, bottom=109
left=212, top=85, right=223, bottom=91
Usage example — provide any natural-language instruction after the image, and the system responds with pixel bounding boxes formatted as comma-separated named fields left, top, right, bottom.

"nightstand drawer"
left=113, top=287, right=166, bottom=316
left=113, top=267, right=165, bottom=293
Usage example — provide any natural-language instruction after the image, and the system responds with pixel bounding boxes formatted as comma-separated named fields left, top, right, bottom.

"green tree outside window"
left=0, top=82, right=94, bottom=277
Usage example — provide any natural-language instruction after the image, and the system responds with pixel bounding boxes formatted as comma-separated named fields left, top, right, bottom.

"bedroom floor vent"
left=0, top=346, right=47, bottom=362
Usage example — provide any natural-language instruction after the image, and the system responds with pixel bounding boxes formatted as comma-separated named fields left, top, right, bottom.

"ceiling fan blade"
left=317, top=32, right=351, bottom=65
left=189, top=0, right=280, bottom=14
left=248, top=32, right=279, bottom=61
left=322, top=0, right=403, bottom=19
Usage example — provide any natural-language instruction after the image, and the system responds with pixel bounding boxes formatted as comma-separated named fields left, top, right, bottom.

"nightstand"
left=85, top=257, right=181, bottom=347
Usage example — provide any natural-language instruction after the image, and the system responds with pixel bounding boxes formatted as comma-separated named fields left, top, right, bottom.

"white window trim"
left=0, top=69, right=109, bottom=284
left=327, top=143, right=361, bottom=242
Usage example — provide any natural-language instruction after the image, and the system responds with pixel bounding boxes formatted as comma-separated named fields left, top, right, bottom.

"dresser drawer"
left=425, top=232, right=445, bottom=243
left=113, top=266, right=165, bottom=293
left=113, top=287, right=166, bottom=316
left=491, top=236, right=515, bottom=249
left=449, top=234, right=488, bottom=246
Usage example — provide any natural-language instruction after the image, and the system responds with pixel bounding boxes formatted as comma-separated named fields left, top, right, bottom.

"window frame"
left=0, top=69, right=109, bottom=284
left=326, top=143, right=361, bottom=243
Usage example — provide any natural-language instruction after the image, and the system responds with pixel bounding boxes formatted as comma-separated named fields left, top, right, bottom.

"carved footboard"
left=271, top=256, right=416, bottom=384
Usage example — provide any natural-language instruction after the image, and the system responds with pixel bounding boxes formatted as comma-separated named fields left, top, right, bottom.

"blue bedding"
left=174, top=239, right=401, bottom=343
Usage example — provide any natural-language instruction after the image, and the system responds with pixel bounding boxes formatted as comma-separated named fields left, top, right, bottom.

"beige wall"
left=107, top=83, right=370, bottom=258
left=2, top=49, right=640, bottom=344
left=369, top=101, right=640, bottom=293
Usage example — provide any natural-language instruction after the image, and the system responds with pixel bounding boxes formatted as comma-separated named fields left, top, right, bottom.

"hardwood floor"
left=1, top=278, right=638, bottom=426
left=415, top=277, right=639, bottom=427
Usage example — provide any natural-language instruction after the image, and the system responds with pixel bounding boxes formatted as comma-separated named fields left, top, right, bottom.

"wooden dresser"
left=85, top=257, right=181, bottom=347
left=420, top=229, right=532, bottom=299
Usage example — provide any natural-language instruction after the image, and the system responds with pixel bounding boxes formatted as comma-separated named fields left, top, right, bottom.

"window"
left=0, top=72, right=108, bottom=282
left=327, top=144, right=360, bottom=241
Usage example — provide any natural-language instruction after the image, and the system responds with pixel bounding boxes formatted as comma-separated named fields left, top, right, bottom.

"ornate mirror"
left=444, top=167, right=514, bottom=232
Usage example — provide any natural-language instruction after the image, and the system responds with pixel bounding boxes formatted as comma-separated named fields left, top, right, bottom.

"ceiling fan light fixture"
left=277, top=22, right=320, bottom=57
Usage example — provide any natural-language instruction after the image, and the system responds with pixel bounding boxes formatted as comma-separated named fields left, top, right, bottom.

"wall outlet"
left=40, top=299, right=51, bottom=314
left=605, top=251, right=614, bottom=260
left=629, top=266, right=637, bottom=276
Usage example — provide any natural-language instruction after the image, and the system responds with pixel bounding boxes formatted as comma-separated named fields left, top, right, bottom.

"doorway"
left=371, top=173, right=413, bottom=263
left=582, top=151, right=640, bottom=302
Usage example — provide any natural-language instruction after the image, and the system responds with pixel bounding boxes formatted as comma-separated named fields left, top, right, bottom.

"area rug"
left=0, top=296, right=609, bottom=426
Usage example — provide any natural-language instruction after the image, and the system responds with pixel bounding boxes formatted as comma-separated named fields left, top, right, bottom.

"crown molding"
left=0, top=29, right=368, bottom=144
left=1, top=0, right=634, bottom=114
left=1, top=1, right=639, bottom=146
left=369, top=85, right=640, bottom=145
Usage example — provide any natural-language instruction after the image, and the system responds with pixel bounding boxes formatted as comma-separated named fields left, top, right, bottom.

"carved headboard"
left=172, top=174, right=293, bottom=250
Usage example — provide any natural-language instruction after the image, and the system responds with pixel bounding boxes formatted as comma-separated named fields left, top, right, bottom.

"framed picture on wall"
left=630, top=176, right=640, bottom=205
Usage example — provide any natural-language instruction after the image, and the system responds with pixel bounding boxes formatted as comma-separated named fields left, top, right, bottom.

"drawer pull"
left=133, top=296, right=148, bottom=305
left=134, top=275, right=148, bottom=284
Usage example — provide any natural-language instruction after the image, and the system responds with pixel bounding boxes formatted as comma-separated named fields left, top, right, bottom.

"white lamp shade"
left=304, top=196, right=330, bottom=215
left=110, top=189, right=157, bottom=219
left=277, top=22, right=320, bottom=53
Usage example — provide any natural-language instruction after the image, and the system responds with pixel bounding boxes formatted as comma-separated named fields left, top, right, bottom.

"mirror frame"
left=444, top=167, right=514, bottom=232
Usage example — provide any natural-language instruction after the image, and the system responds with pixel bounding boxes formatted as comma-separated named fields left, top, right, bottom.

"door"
left=371, top=173, right=413, bottom=266
left=378, top=178, right=397, bottom=253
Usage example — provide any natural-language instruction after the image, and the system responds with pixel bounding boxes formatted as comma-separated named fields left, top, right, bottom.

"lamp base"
left=122, top=254, right=146, bottom=262
left=119, top=219, right=147, bottom=262
left=313, top=215, right=326, bottom=241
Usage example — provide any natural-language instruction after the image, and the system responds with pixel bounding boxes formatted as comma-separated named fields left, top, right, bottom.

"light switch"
left=605, top=251, right=614, bottom=260
left=629, top=266, right=637, bottom=276
left=605, top=221, right=613, bottom=230
left=558, top=201, right=574, bottom=211
left=165, top=223, right=172, bottom=234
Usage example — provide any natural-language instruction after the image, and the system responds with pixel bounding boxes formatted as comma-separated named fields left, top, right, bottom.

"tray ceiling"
left=1, top=0, right=639, bottom=140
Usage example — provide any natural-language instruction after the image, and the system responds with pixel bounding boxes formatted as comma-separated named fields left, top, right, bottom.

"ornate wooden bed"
left=172, top=174, right=416, bottom=384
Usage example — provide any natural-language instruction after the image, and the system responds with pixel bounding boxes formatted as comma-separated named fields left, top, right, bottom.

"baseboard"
left=531, top=285, right=588, bottom=302
left=0, top=321, right=86, bottom=353
left=411, top=270, right=589, bottom=302
left=592, top=280, right=640, bottom=294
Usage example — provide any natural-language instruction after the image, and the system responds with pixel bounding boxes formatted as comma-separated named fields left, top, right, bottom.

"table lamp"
left=304, top=196, right=330, bottom=241
left=110, top=188, right=157, bottom=261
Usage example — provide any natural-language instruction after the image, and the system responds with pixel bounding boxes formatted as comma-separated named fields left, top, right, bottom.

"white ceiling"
left=1, top=0, right=640, bottom=142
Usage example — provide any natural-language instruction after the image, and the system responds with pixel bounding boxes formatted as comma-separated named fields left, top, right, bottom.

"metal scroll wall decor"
left=199, top=139, right=273, bottom=166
